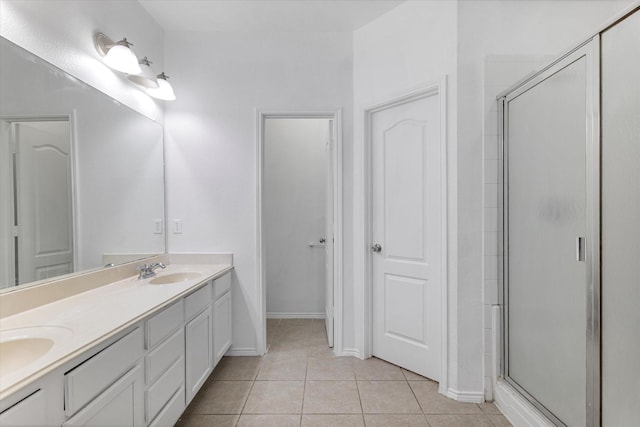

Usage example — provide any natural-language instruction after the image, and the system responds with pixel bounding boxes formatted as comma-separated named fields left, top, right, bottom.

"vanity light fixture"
left=146, top=72, right=176, bottom=101
left=95, top=32, right=141, bottom=75
left=128, top=57, right=159, bottom=88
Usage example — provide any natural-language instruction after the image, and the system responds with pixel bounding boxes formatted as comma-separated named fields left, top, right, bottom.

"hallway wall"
left=164, top=31, right=353, bottom=354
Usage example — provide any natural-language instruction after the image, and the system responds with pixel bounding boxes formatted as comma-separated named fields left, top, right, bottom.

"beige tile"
left=478, top=402, right=502, bottom=415
left=310, top=319, right=327, bottom=332
left=256, top=357, right=307, bottom=380
left=307, top=344, right=336, bottom=359
left=280, top=318, right=313, bottom=327
left=307, top=330, right=329, bottom=346
left=402, top=368, right=430, bottom=381
left=267, top=318, right=281, bottom=328
left=303, top=381, right=361, bottom=414
left=212, top=356, right=262, bottom=380
left=243, top=381, right=304, bottom=414
left=268, top=340, right=309, bottom=355
left=175, top=414, right=239, bottom=427
left=358, top=381, right=422, bottom=414
left=364, top=414, right=430, bottom=426
left=302, top=414, right=365, bottom=426
left=488, top=414, right=513, bottom=426
left=188, top=380, right=252, bottom=414
left=425, top=414, right=494, bottom=427
left=280, top=327, right=311, bottom=342
left=307, top=357, right=355, bottom=380
left=237, top=414, right=301, bottom=426
left=352, top=357, right=404, bottom=380
left=409, top=381, right=483, bottom=415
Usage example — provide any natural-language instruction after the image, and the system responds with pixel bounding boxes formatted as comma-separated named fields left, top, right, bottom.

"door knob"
left=371, top=243, right=382, bottom=253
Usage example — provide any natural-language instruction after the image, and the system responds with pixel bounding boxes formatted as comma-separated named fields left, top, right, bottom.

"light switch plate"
left=173, top=219, right=182, bottom=234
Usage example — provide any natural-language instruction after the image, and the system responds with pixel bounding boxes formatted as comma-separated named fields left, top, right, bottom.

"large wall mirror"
left=0, top=37, right=165, bottom=291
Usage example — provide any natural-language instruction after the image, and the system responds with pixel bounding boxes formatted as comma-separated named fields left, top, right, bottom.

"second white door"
left=371, top=90, right=442, bottom=380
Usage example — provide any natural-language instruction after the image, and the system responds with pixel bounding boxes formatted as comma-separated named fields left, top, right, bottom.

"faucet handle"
left=136, top=264, right=148, bottom=271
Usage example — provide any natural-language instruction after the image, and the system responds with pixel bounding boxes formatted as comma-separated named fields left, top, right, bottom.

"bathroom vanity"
left=0, top=255, right=233, bottom=427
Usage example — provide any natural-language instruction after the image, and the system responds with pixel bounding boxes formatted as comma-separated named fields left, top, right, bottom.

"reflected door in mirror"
left=4, top=120, right=73, bottom=287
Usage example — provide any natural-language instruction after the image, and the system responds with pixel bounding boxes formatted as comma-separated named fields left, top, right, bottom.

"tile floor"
left=176, top=319, right=512, bottom=426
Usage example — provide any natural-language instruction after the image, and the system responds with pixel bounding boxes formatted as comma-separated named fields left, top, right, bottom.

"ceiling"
left=139, top=0, right=405, bottom=33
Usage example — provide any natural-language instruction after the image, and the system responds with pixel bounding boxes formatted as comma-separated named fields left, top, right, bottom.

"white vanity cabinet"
left=0, top=268, right=233, bottom=427
left=0, top=389, right=48, bottom=426
left=144, top=301, right=185, bottom=426
left=213, top=273, right=232, bottom=365
left=63, top=328, right=145, bottom=426
left=184, top=283, right=214, bottom=404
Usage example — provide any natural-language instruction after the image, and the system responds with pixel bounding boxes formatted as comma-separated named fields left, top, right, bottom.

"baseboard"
left=225, top=347, right=259, bottom=356
left=494, top=379, right=554, bottom=427
left=340, top=348, right=362, bottom=359
left=267, top=312, right=325, bottom=319
left=446, top=388, right=485, bottom=403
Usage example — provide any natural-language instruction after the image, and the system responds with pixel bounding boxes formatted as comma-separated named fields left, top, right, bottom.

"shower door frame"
left=498, top=37, right=601, bottom=427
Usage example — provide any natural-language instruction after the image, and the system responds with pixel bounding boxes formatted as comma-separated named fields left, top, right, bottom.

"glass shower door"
left=503, top=43, right=596, bottom=426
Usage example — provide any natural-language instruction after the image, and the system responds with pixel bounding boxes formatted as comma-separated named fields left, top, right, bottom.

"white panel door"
left=371, top=92, right=442, bottom=380
left=14, top=121, right=73, bottom=283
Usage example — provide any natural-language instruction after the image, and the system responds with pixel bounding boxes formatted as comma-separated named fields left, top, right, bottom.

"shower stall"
left=498, top=6, right=639, bottom=426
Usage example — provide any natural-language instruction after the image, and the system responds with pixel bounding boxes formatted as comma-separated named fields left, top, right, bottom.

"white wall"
left=164, top=31, right=353, bottom=354
left=264, top=118, right=329, bottom=317
left=458, top=0, right=635, bottom=398
left=352, top=0, right=459, bottom=384
left=352, top=0, right=635, bottom=401
left=0, top=0, right=165, bottom=122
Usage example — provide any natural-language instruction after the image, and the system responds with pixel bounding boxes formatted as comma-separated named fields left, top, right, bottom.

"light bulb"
left=128, top=57, right=159, bottom=88
left=147, top=73, right=176, bottom=101
left=95, top=34, right=141, bottom=75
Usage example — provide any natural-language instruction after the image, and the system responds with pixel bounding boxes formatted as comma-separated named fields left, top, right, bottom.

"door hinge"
left=13, top=226, right=18, bottom=237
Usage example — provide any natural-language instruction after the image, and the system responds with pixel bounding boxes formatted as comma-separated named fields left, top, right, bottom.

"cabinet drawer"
left=63, top=364, right=144, bottom=427
left=0, top=390, right=46, bottom=426
left=149, top=386, right=185, bottom=427
left=146, top=328, right=184, bottom=385
left=146, top=300, right=184, bottom=349
left=146, top=356, right=184, bottom=423
left=65, top=328, right=143, bottom=416
left=185, top=283, right=212, bottom=320
left=213, top=273, right=231, bottom=299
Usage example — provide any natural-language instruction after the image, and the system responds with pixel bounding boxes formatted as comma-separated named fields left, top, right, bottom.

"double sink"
left=0, top=266, right=205, bottom=379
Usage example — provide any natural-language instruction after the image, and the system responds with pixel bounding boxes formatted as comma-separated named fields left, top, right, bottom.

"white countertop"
left=0, top=263, right=232, bottom=400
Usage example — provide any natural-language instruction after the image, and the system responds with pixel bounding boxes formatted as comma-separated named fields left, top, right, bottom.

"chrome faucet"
left=137, top=262, right=166, bottom=279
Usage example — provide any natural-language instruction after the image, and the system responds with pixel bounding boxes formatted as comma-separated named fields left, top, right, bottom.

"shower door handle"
left=576, top=237, right=585, bottom=262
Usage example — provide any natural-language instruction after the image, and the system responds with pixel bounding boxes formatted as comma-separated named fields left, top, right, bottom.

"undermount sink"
left=149, top=272, right=202, bottom=285
left=0, top=326, right=73, bottom=376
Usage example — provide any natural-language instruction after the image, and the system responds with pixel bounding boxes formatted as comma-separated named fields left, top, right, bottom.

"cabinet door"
left=0, top=390, right=47, bottom=426
left=214, top=291, right=232, bottom=365
left=185, top=307, right=213, bottom=403
left=63, top=364, right=144, bottom=427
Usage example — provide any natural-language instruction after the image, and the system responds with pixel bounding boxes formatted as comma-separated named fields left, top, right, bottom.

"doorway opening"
left=0, top=117, right=74, bottom=289
left=257, top=111, right=343, bottom=356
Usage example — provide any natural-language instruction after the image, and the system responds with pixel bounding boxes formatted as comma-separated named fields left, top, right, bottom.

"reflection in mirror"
left=0, top=37, right=165, bottom=290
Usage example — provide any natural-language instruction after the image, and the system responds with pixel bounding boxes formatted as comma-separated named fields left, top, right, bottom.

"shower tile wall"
left=482, top=55, right=553, bottom=400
